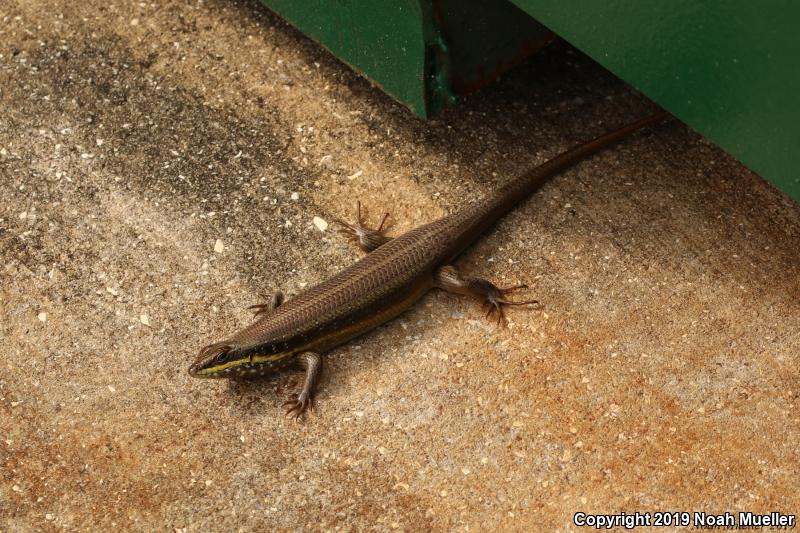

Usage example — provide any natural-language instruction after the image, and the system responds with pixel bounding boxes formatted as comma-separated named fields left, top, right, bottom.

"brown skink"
left=189, top=110, right=668, bottom=417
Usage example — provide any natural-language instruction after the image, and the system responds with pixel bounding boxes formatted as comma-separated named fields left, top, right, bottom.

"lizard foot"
left=283, top=391, right=313, bottom=420
left=434, top=265, right=539, bottom=327
left=479, top=282, right=539, bottom=327
left=282, top=352, right=322, bottom=420
left=247, top=290, right=284, bottom=318
left=334, top=200, right=392, bottom=253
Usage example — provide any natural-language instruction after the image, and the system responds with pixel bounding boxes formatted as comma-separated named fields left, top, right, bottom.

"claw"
left=282, top=394, right=297, bottom=407
left=375, top=211, right=390, bottom=233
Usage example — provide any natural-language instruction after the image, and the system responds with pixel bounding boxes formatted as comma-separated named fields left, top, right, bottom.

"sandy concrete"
left=2, top=1, right=799, bottom=531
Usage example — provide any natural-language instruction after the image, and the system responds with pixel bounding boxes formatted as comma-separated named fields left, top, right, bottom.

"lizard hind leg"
left=334, top=200, right=392, bottom=253
left=434, top=265, right=539, bottom=327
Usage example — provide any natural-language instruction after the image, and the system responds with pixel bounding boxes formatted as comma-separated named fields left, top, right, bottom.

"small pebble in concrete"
left=313, top=216, right=328, bottom=232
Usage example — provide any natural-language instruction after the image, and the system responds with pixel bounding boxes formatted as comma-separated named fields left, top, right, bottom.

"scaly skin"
left=189, top=110, right=668, bottom=418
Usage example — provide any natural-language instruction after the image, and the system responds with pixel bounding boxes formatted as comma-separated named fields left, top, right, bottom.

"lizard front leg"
left=334, top=200, right=392, bottom=253
left=247, top=290, right=284, bottom=318
left=434, top=265, right=539, bottom=326
left=283, top=352, right=322, bottom=420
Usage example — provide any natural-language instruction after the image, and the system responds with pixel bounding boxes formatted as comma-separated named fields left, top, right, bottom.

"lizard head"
left=188, top=341, right=291, bottom=379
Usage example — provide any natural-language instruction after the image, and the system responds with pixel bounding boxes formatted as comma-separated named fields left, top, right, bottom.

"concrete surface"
left=1, top=1, right=799, bottom=531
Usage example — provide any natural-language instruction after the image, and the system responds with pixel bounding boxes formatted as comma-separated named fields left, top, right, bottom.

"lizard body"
left=189, top=111, right=667, bottom=417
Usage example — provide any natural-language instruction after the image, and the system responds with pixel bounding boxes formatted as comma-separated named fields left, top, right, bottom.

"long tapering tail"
left=474, top=109, right=670, bottom=233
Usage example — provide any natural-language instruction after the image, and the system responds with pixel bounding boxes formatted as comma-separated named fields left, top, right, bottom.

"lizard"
left=189, top=110, right=668, bottom=418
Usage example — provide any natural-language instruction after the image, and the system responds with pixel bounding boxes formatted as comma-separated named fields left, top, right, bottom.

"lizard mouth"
left=187, top=359, right=227, bottom=378
left=188, top=342, right=235, bottom=378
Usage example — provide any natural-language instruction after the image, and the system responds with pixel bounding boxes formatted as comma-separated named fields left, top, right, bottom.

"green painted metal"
left=431, top=0, right=552, bottom=97
left=259, top=1, right=551, bottom=118
left=510, top=0, right=800, bottom=202
left=263, top=1, right=430, bottom=116
left=259, top=1, right=799, bottom=201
